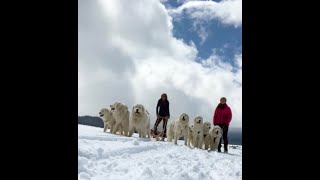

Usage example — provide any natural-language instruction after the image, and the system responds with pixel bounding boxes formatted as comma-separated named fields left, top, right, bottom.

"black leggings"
left=216, top=124, right=229, bottom=151
left=154, top=117, right=168, bottom=135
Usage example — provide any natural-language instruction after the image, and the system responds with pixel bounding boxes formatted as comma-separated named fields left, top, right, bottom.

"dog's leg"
left=103, top=123, right=107, bottom=132
left=160, top=131, right=165, bottom=141
left=144, top=128, right=148, bottom=138
left=142, top=128, right=146, bottom=138
left=125, top=126, right=128, bottom=136
left=123, top=125, right=126, bottom=136
left=110, top=124, right=114, bottom=133
left=193, top=134, right=198, bottom=148
left=119, top=123, right=123, bottom=135
left=143, top=131, right=146, bottom=138
left=121, top=121, right=127, bottom=136
left=147, top=128, right=150, bottom=139
left=174, top=128, right=179, bottom=145
left=138, top=129, right=141, bottom=138
left=212, top=141, right=217, bottom=151
left=188, top=137, right=192, bottom=147
left=141, top=130, right=144, bottom=138
left=209, top=136, right=213, bottom=151
left=112, top=121, right=121, bottom=134
left=204, top=137, right=209, bottom=150
left=128, top=124, right=134, bottom=137
left=184, top=131, right=188, bottom=146
left=198, top=133, right=204, bottom=149
left=188, top=133, right=192, bottom=147
left=141, top=128, right=145, bottom=138
left=107, top=123, right=111, bottom=132
left=190, top=136, right=194, bottom=147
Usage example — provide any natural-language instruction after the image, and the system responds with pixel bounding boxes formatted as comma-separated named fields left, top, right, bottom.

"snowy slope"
left=78, top=125, right=242, bottom=180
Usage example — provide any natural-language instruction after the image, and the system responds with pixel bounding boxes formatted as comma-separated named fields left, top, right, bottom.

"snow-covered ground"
left=78, top=124, right=242, bottom=180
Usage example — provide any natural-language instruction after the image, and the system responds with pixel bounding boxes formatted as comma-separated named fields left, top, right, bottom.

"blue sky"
left=163, top=0, right=242, bottom=67
left=172, top=16, right=242, bottom=65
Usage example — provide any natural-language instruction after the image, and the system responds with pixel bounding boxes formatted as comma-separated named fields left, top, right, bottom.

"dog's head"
left=194, top=116, right=203, bottom=125
left=99, top=108, right=112, bottom=119
left=211, top=126, right=223, bottom=137
left=179, top=113, right=189, bottom=123
left=132, top=104, right=145, bottom=115
left=112, top=102, right=127, bottom=112
left=203, top=122, right=211, bottom=133
left=110, top=104, right=115, bottom=112
left=189, top=125, right=194, bottom=133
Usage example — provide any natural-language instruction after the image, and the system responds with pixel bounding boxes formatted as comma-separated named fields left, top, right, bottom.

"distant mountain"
left=78, top=116, right=242, bottom=145
left=228, top=130, right=242, bottom=145
left=78, top=116, right=104, bottom=128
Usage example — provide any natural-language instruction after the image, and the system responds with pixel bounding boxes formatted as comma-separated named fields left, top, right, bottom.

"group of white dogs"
left=99, top=102, right=223, bottom=151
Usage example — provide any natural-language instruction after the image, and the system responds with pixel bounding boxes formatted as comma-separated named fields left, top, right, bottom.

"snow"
left=78, top=124, right=242, bottom=180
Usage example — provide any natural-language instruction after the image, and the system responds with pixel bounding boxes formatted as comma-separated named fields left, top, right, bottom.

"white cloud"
left=192, top=21, right=209, bottom=45
left=169, top=0, right=242, bottom=27
left=235, top=53, right=242, bottom=69
left=78, top=0, right=242, bottom=128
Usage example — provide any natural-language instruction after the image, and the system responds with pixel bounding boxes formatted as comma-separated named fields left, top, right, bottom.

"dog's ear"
left=141, top=105, right=145, bottom=112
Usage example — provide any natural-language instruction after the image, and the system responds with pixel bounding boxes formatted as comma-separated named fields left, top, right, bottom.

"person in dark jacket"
left=153, top=93, right=170, bottom=138
left=213, top=97, right=232, bottom=153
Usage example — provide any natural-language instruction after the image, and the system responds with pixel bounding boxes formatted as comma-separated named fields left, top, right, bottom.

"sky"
left=78, top=0, right=242, bottom=128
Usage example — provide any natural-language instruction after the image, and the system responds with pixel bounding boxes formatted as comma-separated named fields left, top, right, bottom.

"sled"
left=150, top=116, right=168, bottom=141
left=150, top=129, right=166, bottom=141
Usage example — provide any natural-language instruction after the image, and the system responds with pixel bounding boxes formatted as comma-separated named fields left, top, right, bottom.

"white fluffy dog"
left=166, top=120, right=175, bottom=142
left=99, top=108, right=116, bottom=132
left=129, top=104, right=150, bottom=138
left=209, top=125, right=223, bottom=151
left=173, top=113, right=189, bottom=146
left=111, top=102, right=130, bottom=136
left=192, top=116, right=204, bottom=149
left=187, top=125, right=194, bottom=147
left=202, top=122, right=212, bottom=150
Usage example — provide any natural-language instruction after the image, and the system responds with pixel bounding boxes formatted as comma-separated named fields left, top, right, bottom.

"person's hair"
left=220, top=97, right=227, bottom=102
left=160, top=93, right=168, bottom=101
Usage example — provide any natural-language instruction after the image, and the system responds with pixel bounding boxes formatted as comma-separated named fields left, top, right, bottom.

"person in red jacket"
left=213, top=97, right=232, bottom=153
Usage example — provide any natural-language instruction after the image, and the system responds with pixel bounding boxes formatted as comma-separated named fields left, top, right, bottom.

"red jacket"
left=213, top=104, right=232, bottom=126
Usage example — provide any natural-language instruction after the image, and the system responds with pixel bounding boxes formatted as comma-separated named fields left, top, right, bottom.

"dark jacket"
left=156, top=99, right=170, bottom=118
